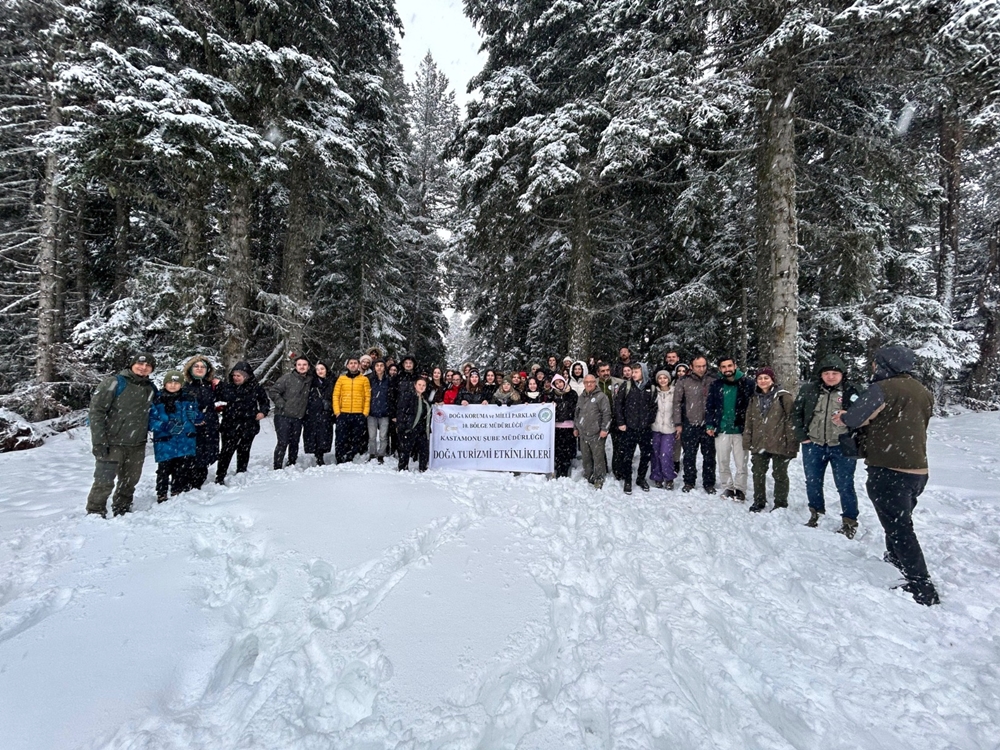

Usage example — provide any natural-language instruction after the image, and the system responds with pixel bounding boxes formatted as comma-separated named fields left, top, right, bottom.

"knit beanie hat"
left=131, top=352, right=156, bottom=369
left=163, top=370, right=184, bottom=385
left=757, top=366, right=777, bottom=381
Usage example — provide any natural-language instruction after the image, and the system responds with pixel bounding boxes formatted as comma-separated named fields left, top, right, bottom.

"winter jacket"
left=397, top=388, right=432, bottom=436
left=148, top=390, right=201, bottom=462
left=216, top=363, right=270, bottom=439
left=613, top=380, right=657, bottom=431
left=568, top=361, right=590, bottom=396
left=493, top=388, right=522, bottom=406
left=303, top=375, right=335, bottom=454
left=611, top=358, right=637, bottom=380
left=269, top=370, right=311, bottom=419
left=705, top=373, right=754, bottom=434
left=90, top=368, right=157, bottom=449
left=743, top=387, right=798, bottom=458
left=367, top=373, right=392, bottom=419
left=182, top=357, right=220, bottom=466
left=672, top=372, right=715, bottom=427
left=443, top=385, right=461, bottom=405
left=574, top=389, right=612, bottom=437
left=333, top=371, right=371, bottom=417
left=551, top=388, right=578, bottom=425
left=427, top=379, right=449, bottom=405
left=791, top=354, right=864, bottom=445
left=841, top=346, right=933, bottom=472
left=597, top=376, right=622, bottom=408
left=522, top=390, right=550, bottom=404
left=457, top=387, right=489, bottom=405
left=482, top=383, right=499, bottom=403
left=651, top=388, right=676, bottom=434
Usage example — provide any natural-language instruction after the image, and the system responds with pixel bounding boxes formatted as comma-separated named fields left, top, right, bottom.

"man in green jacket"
left=86, top=353, right=158, bottom=517
left=835, top=346, right=938, bottom=606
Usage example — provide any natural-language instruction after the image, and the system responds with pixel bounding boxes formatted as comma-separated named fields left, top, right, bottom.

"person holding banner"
left=493, top=377, right=522, bottom=405
left=396, top=377, right=432, bottom=472
left=458, top=370, right=489, bottom=406
left=551, top=374, right=578, bottom=478
left=574, top=374, right=612, bottom=489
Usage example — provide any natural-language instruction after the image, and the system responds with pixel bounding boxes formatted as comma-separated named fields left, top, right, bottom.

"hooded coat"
left=149, top=389, right=201, bottom=462
left=216, top=362, right=270, bottom=440
left=89, top=368, right=157, bottom=449
left=568, top=360, right=590, bottom=396
left=791, top=354, right=864, bottom=445
left=303, top=372, right=335, bottom=454
left=182, top=355, right=220, bottom=465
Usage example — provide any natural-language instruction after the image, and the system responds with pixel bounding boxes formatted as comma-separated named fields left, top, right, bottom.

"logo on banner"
left=433, top=409, right=447, bottom=424
left=538, top=407, right=553, bottom=423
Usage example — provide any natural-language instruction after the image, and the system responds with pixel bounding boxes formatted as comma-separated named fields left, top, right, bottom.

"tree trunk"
left=111, top=189, right=130, bottom=299
left=937, top=96, right=961, bottom=313
left=221, top=182, right=253, bottom=369
left=281, top=178, right=323, bottom=361
left=35, top=93, right=64, bottom=391
left=566, top=168, right=595, bottom=359
left=967, top=221, right=1000, bottom=403
left=180, top=177, right=209, bottom=269
left=755, top=76, right=800, bottom=394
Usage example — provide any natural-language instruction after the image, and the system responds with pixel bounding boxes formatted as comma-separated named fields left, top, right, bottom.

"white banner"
left=429, top=404, right=556, bottom=474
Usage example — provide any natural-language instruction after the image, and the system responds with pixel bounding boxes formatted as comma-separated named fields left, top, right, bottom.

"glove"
left=92, top=444, right=110, bottom=460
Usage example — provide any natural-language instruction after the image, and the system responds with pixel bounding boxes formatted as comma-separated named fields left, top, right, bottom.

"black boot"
left=624, top=480, right=632, bottom=495
left=637, top=479, right=650, bottom=492
left=749, top=499, right=766, bottom=513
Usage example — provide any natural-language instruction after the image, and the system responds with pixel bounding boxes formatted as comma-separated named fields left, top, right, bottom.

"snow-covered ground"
left=1, top=413, right=999, bottom=749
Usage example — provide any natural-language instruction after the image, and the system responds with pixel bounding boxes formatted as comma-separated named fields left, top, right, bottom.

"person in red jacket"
left=443, top=371, right=463, bottom=404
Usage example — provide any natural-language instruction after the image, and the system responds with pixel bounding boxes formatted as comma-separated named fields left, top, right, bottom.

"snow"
left=2, top=414, right=1000, bottom=749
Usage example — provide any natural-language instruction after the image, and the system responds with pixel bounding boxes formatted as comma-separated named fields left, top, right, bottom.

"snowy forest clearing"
left=2, top=415, right=999, bottom=748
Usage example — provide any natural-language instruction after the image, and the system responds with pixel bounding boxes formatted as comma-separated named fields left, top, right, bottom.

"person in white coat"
left=650, top=370, right=678, bottom=488
left=568, top=360, right=589, bottom=396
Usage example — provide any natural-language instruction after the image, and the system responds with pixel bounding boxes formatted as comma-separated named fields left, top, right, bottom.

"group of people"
left=85, top=343, right=939, bottom=606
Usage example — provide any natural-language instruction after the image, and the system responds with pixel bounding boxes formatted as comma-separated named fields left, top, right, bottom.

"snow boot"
left=377, top=456, right=384, bottom=465
left=316, top=454, right=325, bottom=466
left=805, top=509, right=822, bottom=527
left=624, top=480, right=632, bottom=495
left=749, top=499, right=766, bottom=513
left=682, top=484, right=695, bottom=493
left=722, top=488, right=735, bottom=499
left=734, top=489, right=746, bottom=502
left=836, top=518, right=858, bottom=539
left=665, top=481, right=675, bottom=490
left=895, top=580, right=940, bottom=606
left=594, top=478, right=604, bottom=490
left=704, top=485, right=716, bottom=495
left=638, top=479, right=650, bottom=492
left=769, top=501, right=787, bottom=512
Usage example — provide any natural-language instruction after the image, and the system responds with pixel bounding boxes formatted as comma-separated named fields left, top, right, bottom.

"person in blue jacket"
left=149, top=370, right=203, bottom=503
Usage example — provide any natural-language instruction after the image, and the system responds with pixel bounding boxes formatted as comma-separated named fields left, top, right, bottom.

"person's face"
left=691, top=358, right=708, bottom=376
left=598, top=365, right=610, bottom=380
left=232, top=371, right=246, bottom=385
left=572, top=364, right=583, bottom=378
left=757, top=374, right=774, bottom=391
left=631, top=367, right=643, bottom=382
left=452, top=374, right=463, bottom=386
left=404, top=360, right=414, bottom=373
left=719, top=360, right=736, bottom=378
left=821, top=370, right=844, bottom=387
left=511, top=373, right=521, bottom=385
left=666, top=352, right=679, bottom=366
left=433, top=367, right=443, bottom=381
left=192, top=361, right=208, bottom=377
left=360, top=358, right=371, bottom=370
left=486, top=371, right=496, bottom=384
left=374, top=361, right=385, bottom=376
left=389, top=365, right=398, bottom=377
left=501, top=381, right=512, bottom=392
left=131, top=362, right=153, bottom=378
left=548, top=357, right=557, bottom=369
left=164, top=380, right=182, bottom=393
left=347, top=359, right=359, bottom=374
left=295, top=359, right=310, bottom=374
left=527, top=378, right=538, bottom=391
left=535, top=371, right=546, bottom=383
left=415, top=379, right=427, bottom=394
left=657, top=373, right=670, bottom=389
left=470, top=372, right=480, bottom=386
left=463, top=365, right=471, bottom=376
left=676, top=367, right=689, bottom=379
left=583, top=375, right=597, bottom=392
left=619, top=348, right=630, bottom=361
left=553, top=379, right=566, bottom=392
left=622, top=365, right=632, bottom=380
left=315, top=364, right=328, bottom=378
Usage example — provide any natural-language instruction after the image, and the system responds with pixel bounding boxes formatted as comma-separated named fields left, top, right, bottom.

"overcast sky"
left=396, top=0, right=485, bottom=106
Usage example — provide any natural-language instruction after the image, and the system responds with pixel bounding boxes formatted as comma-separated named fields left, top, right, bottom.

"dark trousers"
left=388, top=421, right=398, bottom=456
left=867, top=467, right=933, bottom=586
left=218, top=430, right=255, bottom=481
left=398, top=428, right=429, bottom=471
left=273, top=415, right=303, bottom=469
left=619, top=427, right=652, bottom=483
left=86, top=445, right=147, bottom=517
left=802, top=441, right=859, bottom=519
left=156, top=456, right=195, bottom=500
left=190, top=463, right=209, bottom=490
left=554, top=428, right=576, bottom=478
left=335, top=413, right=367, bottom=463
left=751, top=452, right=792, bottom=506
left=682, top=424, right=716, bottom=488
left=610, top=429, right=623, bottom=479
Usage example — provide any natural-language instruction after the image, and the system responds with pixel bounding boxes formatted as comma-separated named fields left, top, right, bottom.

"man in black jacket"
left=835, top=346, right=939, bottom=606
left=216, top=362, right=270, bottom=483
left=614, top=365, right=656, bottom=494
left=268, top=356, right=311, bottom=469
